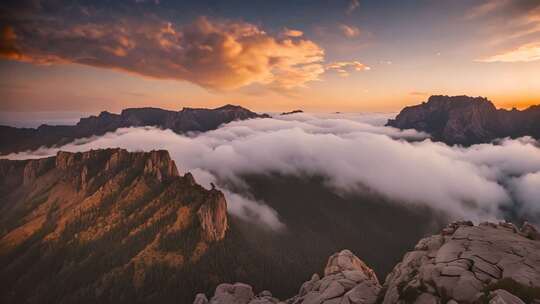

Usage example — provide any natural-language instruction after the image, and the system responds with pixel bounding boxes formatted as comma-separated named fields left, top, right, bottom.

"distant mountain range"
left=0, top=149, right=444, bottom=303
left=387, top=95, right=540, bottom=145
left=0, top=105, right=268, bottom=154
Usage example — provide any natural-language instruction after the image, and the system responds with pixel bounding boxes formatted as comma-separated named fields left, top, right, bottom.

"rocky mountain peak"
left=387, top=95, right=540, bottom=145
left=324, top=249, right=378, bottom=282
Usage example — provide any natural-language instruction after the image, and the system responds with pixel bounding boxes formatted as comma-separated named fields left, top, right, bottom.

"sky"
left=1, top=0, right=540, bottom=114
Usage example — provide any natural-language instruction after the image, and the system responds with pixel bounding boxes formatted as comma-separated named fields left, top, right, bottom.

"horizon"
left=1, top=0, right=540, bottom=113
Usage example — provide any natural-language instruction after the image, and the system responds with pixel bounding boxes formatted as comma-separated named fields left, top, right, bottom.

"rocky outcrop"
left=195, top=222, right=540, bottom=304
left=0, top=104, right=269, bottom=154
left=195, top=249, right=382, bottom=304
left=0, top=149, right=229, bottom=304
left=380, top=221, right=540, bottom=303
left=386, top=95, right=540, bottom=145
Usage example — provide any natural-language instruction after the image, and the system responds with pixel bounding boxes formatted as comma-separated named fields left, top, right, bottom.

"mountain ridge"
left=0, top=148, right=229, bottom=303
left=0, top=105, right=269, bottom=155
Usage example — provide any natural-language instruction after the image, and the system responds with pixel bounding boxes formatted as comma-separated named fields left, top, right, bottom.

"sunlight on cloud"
left=4, top=114, right=540, bottom=228
left=0, top=16, right=325, bottom=91
left=478, top=42, right=540, bottom=62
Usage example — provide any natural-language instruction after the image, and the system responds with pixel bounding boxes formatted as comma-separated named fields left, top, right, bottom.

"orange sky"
left=1, top=0, right=539, bottom=113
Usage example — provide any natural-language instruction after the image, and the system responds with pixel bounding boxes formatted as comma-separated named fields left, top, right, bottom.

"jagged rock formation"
left=195, top=222, right=540, bottom=304
left=0, top=104, right=269, bottom=154
left=0, top=148, right=228, bottom=303
left=386, top=95, right=540, bottom=145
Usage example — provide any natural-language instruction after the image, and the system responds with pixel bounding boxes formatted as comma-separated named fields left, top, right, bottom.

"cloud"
left=346, top=0, right=360, bottom=14
left=1, top=15, right=325, bottom=91
left=4, top=113, right=540, bottom=227
left=0, top=25, right=24, bottom=60
left=510, top=172, right=540, bottom=214
left=466, top=0, right=510, bottom=19
left=477, top=42, right=540, bottom=62
left=468, top=1, right=540, bottom=61
left=339, top=24, right=361, bottom=38
left=282, top=28, right=304, bottom=37
left=326, top=61, right=370, bottom=76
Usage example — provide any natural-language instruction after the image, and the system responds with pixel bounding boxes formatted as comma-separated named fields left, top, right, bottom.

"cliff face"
left=0, top=149, right=228, bottom=303
left=195, top=222, right=540, bottom=304
left=0, top=104, right=269, bottom=154
left=386, top=95, right=540, bottom=145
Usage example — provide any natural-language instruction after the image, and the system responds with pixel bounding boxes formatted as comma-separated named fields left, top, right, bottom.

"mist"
left=5, top=113, right=540, bottom=228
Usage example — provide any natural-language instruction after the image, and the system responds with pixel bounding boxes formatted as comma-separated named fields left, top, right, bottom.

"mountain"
left=386, top=95, right=540, bottom=145
left=197, top=221, right=540, bottom=304
left=0, top=104, right=269, bottom=155
left=280, top=110, right=304, bottom=115
left=0, top=149, right=228, bottom=303
left=0, top=152, right=446, bottom=304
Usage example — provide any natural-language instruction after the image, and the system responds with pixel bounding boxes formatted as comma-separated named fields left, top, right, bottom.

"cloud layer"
left=4, top=113, right=540, bottom=228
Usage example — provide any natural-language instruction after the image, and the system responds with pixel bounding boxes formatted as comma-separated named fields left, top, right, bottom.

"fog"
left=5, top=113, right=540, bottom=228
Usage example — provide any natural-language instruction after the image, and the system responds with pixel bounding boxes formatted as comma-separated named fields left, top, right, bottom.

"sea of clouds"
left=4, top=113, right=540, bottom=229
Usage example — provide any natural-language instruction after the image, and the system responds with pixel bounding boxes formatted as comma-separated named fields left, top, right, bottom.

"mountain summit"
left=387, top=95, right=540, bottom=145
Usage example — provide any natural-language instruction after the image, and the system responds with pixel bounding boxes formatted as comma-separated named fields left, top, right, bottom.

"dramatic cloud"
left=5, top=113, right=540, bottom=228
left=477, top=42, right=540, bottom=62
left=1, top=15, right=325, bottom=90
left=326, top=61, right=370, bottom=76
left=339, top=24, right=361, bottom=38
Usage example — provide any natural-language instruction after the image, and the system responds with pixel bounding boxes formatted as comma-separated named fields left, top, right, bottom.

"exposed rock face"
left=381, top=221, right=540, bottom=303
left=196, top=249, right=382, bottom=304
left=0, top=148, right=228, bottom=303
left=0, top=104, right=269, bottom=154
left=195, top=222, right=540, bottom=304
left=386, top=95, right=540, bottom=145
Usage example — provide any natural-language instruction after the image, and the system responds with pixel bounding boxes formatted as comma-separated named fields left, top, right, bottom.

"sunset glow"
left=1, top=0, right=540, bottom=113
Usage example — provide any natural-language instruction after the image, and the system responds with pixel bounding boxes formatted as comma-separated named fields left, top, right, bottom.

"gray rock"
left=194, top=293, right=209, bottom=304
left=489, top=289, right=525, bottom=304
left=209, top=283, right=255, bottom=304
left=381, top=222, right=540, bottom=304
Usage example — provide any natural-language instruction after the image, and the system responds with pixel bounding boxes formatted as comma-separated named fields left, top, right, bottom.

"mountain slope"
left=0, top=104, right=268, bottom=154
left=0, top=149, right=228, bottom=304
left=0, top=155, right=447, bottom=303
left=387, top=95, right=540, bottom=145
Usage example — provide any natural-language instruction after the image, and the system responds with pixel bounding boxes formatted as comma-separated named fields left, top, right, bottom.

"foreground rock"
left=386, top=95, right=540, bottom=145
left=196, top=249, right=381, bottom=304
left=196, top=222, right=540, bottom=304
left=0, top=104, right=269, bottom=154
left=381, top=221, right=540, bottom=303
